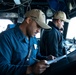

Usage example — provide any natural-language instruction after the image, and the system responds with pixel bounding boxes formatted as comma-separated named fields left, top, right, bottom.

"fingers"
left=37, top=64, right=47, bottom=74
left=47, top=55, right=56, bottom=60
left=32, top=60, right=49, bottom=74
left=50, top=55, right=56, bottom=59
left=38, top=68, right=46, bottom=74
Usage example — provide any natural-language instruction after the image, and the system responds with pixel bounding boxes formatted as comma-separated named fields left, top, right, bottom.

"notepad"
left=45, top=55, right=67, bottom=65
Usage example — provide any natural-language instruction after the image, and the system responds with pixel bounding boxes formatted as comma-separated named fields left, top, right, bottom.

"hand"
left=46, top=55, right=56, bottom=60
left=26, top=60, right=50, bottom=75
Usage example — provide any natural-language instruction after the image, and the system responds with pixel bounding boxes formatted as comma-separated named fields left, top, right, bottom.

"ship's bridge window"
left=65, top=17, right=76, bottom=53
left=0, top=19, right=40, bottom=39
left=66, top=17, right=76, bottom=39
left=0, top=19, right=13, bottom=33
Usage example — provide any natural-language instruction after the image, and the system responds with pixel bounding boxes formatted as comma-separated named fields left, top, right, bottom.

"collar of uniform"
left=48, top=21, right=59, bottom=30
left=14, top=25, right=29, bottom=44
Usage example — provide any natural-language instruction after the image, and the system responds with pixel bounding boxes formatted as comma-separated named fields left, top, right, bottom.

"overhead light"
left=14, top=0, right=21, bottom=5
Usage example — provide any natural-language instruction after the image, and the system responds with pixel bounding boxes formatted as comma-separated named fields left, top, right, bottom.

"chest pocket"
left=27, top=44, right=38, bottom=61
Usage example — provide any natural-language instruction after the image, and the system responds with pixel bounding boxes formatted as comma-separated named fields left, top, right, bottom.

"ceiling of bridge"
left=0, top=0, right=76, bottom=19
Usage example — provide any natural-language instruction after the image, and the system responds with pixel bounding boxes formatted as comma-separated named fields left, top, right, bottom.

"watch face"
left=46, top=9, right=53, bottom=17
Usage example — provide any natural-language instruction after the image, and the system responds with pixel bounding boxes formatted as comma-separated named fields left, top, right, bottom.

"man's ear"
left=26, top=17, right=32, bottom=24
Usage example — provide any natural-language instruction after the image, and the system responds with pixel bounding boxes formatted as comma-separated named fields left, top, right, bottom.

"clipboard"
left=45, top=55, right=67, bottom=65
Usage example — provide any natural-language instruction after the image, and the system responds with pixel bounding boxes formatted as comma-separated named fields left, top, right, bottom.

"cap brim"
left=35, top=19, right=52, bottom=29
left=64, top=19, right=70, bottom=23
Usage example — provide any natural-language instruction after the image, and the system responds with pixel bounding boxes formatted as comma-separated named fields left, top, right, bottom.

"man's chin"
left=31, top=34, right=36, bottom=37
left=31, top=35, right=35, bottom=37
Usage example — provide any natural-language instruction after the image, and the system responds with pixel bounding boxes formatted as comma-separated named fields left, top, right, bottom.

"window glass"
left=0, top=19, right=40, bottom=38
left=66, top=17, right=76, bottom=39
left=47, top=19, right=52, bottom=24
left=0, top=19, right=13, bottom=33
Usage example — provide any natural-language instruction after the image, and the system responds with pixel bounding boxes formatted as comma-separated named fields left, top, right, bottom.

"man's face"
left=26, top=18, right=41, bottom=37
left=57, top=19, right=64, bottom=30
